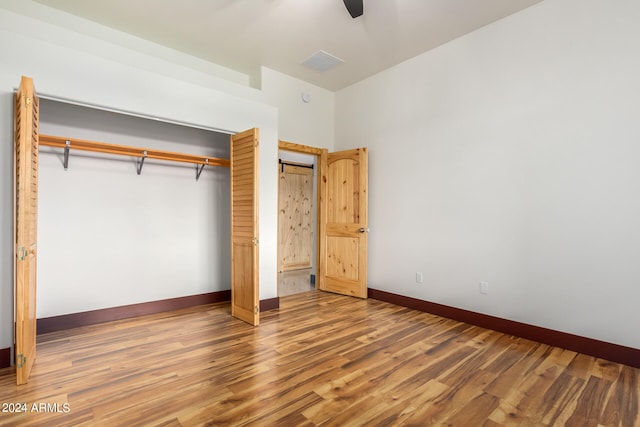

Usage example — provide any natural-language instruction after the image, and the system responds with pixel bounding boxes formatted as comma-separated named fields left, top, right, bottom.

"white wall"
left=261, top=67, right=335, bottom=150
left=335, top=0, right=640, bottom=349
left=0, top=0, right=334, bottom=356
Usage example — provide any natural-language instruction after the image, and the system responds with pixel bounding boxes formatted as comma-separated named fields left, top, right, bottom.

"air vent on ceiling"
left=301, top=50, right=345, bottom=72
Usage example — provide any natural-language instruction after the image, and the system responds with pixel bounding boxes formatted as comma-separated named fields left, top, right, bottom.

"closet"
left=14, top=76, right=259, bottom=385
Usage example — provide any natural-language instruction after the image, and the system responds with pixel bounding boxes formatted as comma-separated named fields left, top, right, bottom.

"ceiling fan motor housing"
left=343, top=0, right=363, bottom=18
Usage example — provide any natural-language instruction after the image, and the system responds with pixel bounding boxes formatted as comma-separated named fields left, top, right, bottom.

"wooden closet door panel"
left=14, top=76, right=39, bottom=385
left=230, top=129, right=259, bottom=326
left=278, top=164, right=313, bottom=272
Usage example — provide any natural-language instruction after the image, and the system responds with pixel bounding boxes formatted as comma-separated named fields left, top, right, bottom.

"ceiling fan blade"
left=343, top=0, right=363, bottom=18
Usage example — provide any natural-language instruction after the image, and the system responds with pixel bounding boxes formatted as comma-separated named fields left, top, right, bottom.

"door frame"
left=278, top=141, right=326, bottom=287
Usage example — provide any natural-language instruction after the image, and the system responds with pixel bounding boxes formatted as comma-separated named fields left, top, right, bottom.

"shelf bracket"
left=63, top=140, right=70, bottom=170
left=196, top=158, right=208, bottom=181
left=137, top=151, right=147, bottom=175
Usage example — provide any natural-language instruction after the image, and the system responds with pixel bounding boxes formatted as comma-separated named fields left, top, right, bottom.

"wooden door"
left=230, top=128, right=259, bottom=325
left=14, top=76, right=39, bottom=384
left=318, top=148, right=368, bottom=298
left=278, top=163, right=313, bottom=272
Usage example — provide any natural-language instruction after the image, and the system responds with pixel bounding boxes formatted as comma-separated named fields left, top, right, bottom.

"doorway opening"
left=277, top=142, right=324, bottom=297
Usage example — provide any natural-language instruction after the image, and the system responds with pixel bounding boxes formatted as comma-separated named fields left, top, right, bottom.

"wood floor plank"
left=1, top=291, right=639, bottom=426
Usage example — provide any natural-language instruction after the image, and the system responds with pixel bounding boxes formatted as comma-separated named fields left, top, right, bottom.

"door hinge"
left=254, top=305, right=259, bottom=315
left=18, top=246, right=28, bottom=261
left=25, top=97, right=31, bottom=106
left=16, top=354, right=26, bottom=368
left=252, top=238, right=259, bottom=246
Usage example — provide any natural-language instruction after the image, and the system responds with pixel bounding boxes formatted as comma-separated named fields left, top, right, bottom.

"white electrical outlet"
left=416, top=272, right=423, bottom=284
left=479, top=281, right=489, bottom=295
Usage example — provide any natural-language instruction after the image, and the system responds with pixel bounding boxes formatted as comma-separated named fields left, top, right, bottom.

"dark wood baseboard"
left=260, top=297, right=280, bottom=312
left=38, top=290, right=231, bottom=335
left=0, top=347, right=10, bottom=369
left=37, top=291, right=281, bottom=336
left=368, top=288, right=640, bottom=369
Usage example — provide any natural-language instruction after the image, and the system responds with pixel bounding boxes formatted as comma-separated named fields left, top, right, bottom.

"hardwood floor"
left=1, top=291, right=638, bottom=426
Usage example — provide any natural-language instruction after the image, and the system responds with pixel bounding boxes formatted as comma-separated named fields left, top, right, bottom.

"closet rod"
left=279, top=159, right=314, bottom=173
left=39, top=134, right=230, bottom=168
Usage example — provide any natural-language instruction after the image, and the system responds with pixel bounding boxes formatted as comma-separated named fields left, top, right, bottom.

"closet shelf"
left=39, top=134, right=230, bottom=178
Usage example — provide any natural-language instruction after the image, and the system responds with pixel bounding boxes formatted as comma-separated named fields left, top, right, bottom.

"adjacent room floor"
left=278, top=267, right=314, bottom=297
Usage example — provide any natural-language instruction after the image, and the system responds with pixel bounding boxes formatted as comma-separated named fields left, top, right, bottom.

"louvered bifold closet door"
left=230, top=129, right=259, bottom=326
left=14, top=76, right=39, bottom=385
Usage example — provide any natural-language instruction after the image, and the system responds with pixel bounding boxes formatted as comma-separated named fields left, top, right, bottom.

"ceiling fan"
left=343, top=0, right=363, bottom=18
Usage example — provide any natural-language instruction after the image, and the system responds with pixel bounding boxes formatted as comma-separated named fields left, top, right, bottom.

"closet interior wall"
left=37, top=99, right=231, bottom=319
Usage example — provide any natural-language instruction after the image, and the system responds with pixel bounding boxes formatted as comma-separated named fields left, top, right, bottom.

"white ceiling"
left=34, top=0, right=544, bottom=91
